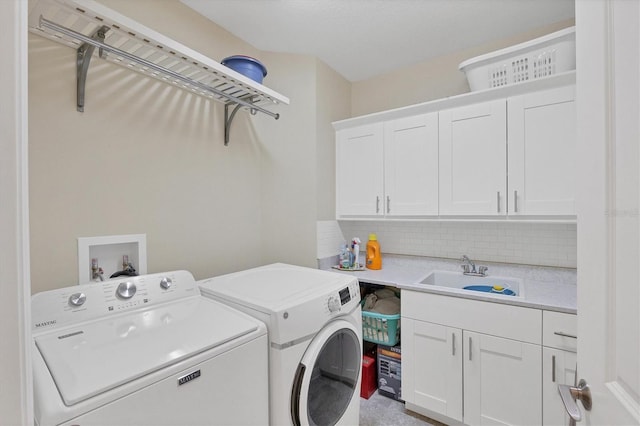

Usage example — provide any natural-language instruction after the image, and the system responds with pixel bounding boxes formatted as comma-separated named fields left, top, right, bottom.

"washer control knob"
left=68, top=292, right=86, bottom=307
left=327, top=295, right=341, bottom=313
left=160, top=277, right=172, bottom=290
left=116, top=281, right=137, bottom=299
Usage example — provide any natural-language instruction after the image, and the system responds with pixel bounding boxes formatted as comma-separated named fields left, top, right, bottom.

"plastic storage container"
left=361, top=302, right=400, bottom=346
left=366, top=234, right=382, bottom=270
left=459, top=26, right=575, bottom=91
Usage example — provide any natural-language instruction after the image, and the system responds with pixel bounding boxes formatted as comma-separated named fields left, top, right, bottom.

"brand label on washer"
left=177, top=370, right=201, bottom=386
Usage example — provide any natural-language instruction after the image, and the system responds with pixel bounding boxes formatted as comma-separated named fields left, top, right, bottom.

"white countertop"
left=321, top=254, right=577, bottom=314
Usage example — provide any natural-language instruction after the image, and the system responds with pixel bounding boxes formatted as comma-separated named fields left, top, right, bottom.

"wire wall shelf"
left=29, top=0, right=290, bottom=145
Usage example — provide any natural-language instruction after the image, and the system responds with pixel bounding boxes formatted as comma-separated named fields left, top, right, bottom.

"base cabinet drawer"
left=543, top=311, right=577, bottom=352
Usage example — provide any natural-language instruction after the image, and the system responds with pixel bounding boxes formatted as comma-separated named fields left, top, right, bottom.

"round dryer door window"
left=291, top=320, right=361, bottom=426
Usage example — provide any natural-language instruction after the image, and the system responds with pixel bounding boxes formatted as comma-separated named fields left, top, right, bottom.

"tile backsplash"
left=318, top=220, right=576, bottom=268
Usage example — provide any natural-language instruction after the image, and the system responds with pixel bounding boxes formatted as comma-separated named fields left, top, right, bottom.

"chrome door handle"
left=497, top=191, right=501, bottom=213
left=451, top=333, right=455, bottom=356
left=514, top=190, right=518, bottom=213
left=554, top=331, right=578, bottom=339
left=376, top=196, right=380, bottom=214
left=386, top=196, right=390, bottom=214
left=558, top=379, right=592, bottom=423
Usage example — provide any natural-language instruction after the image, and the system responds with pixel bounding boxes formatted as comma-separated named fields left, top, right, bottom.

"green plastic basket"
left=361, top=304, right=400, bottom=346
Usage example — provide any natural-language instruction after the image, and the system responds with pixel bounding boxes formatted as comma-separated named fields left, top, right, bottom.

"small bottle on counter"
left=339, top=244, right=351, bottom=268
left=366, top=234, right=382, bottom=270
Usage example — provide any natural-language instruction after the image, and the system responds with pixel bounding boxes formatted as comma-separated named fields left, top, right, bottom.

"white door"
left=335, top=123, right=384, bottom=217
left=439, top=99, right=507, bottom=215
left=575, top=0, right=640, bottom=424
left=384, top=113, right=439, bottom=216
left=463, top=331, right=542, bottom=426
left=508, top=85, right=576, bottom=216
left=401, top=318, right=463, bottom=422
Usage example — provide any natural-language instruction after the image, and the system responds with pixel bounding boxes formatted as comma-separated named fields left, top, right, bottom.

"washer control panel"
left=324, top=279, right=360, bottom=316
left=32, top=270, right=199, bottom=332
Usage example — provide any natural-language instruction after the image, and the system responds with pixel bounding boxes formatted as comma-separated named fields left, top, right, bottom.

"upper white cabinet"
left=333, top=72, right=577, bottom=221
left=336, top=123, right=384, bottom=216
left=439, top=100, right=507, bottom=216
left=508, top=86, right=576, bottom=215
left=384, top=114, right=439, bottom=216
left=336, top=114, right=438, bottom=218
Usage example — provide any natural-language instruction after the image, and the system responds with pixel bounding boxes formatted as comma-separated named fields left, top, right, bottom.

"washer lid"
left=198, top=263, right=357, bottom=312
left=35, top=297, right=261, bottom=406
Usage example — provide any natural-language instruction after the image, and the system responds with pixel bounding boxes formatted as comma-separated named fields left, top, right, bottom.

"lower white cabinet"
left=402, top=318, right=542, bottom=425
left=402, top=290, right=546, bottom=425
left=402, top=319, right=463, bottom=422
left=464, top=331, right=542, bottom=425
left=543, top=347, right=577, bottom=426
left=542, top=311, right=578, bottom=426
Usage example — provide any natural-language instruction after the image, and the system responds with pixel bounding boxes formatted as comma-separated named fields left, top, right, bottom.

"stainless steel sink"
left=418, top=270, right=524, bottom=298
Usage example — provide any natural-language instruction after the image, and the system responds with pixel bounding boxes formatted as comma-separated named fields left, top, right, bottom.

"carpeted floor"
left=359, top=391, right=447, bottom=426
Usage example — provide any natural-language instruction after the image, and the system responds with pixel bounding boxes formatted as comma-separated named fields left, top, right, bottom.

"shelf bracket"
left=76, top=26, right=109, bottom=112
left=225, top=102, right=262, bottom=146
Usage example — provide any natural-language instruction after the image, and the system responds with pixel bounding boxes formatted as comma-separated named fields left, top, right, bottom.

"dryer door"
left=291, top=319, right=361, bottom=426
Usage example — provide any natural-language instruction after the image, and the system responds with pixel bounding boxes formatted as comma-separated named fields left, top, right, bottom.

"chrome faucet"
left=461, top=255, right=488, bottom=277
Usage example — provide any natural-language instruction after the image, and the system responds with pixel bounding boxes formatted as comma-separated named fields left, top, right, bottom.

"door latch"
left=558, top=379, right=592, bottom=425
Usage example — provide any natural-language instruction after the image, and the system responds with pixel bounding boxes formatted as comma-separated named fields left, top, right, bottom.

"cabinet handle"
left=552, top=355, right=556, bottom=383
left=497, top=191, right=501, bottom=213
left=554, top=331, right=577, bottom=339
left=387, top=196, right=390, bottom=214
left=376, top=196, right=380, bottom=214
left=514, top=190, right=518, bottom=213
left=469, top=336, right=472, bottom=361
left=452, top=333, right=456, bottom=356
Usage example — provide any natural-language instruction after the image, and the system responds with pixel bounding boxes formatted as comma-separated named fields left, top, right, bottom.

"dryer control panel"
left=32, top=270, right=199, bottom=332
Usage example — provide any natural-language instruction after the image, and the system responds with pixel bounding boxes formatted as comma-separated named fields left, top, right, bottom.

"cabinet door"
left=439, top=100, right=507, bottom=215
left=464, top=331, right=542, bottom=425
left=335, top=123, right=384, bottom=217
left=384, top=113, right=438, bottom=216
left=543, top=347, right=577, bottom=426
left=401, top=318, right=463, bottom=422
left=508, top=86, right=576, bottom=215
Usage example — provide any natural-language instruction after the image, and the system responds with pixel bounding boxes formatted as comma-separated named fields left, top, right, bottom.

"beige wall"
left=28, top=0, right=342, bottom=292
left=316, top=59, right=352, bottom=220
left=28, top=1, right=575, bottom=293
left=351, top=19, right=575, bottom=116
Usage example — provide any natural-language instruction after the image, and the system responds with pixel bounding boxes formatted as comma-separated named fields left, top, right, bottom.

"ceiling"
left=180, top=0, right=574, bottom=82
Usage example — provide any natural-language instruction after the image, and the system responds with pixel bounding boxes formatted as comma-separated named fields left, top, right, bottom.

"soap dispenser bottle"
left=366, top=234, right=382, bottom=270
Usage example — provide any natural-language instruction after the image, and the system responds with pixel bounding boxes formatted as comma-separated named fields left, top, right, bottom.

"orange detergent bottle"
left=366, top=234, right=382, bottom=270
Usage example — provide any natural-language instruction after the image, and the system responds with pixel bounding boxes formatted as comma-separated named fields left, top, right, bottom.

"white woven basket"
left=459, top=27, right=576, bottom=91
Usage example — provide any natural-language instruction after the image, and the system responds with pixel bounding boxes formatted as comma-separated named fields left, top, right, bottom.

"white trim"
left=606, top=381, right=640, bottom=423
left=17, top=0, right=33, bottom=422
left=0, top=0, right=33, bottom=423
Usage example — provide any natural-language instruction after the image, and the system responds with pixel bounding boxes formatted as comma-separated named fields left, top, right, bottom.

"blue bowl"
left=221, top=55, right=267, bottom=84
left=463, top=285, right=516, bottom=296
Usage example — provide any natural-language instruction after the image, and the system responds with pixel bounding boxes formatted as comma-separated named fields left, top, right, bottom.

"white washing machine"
left=32, top=270, right=269, bottom=426
left=198, top=263, right=362, bottom=426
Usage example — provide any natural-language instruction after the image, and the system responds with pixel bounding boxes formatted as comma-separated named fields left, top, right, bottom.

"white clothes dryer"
left=198, top=263, right=362, bottom=426
left=32, top=271, right=269, bottom=426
